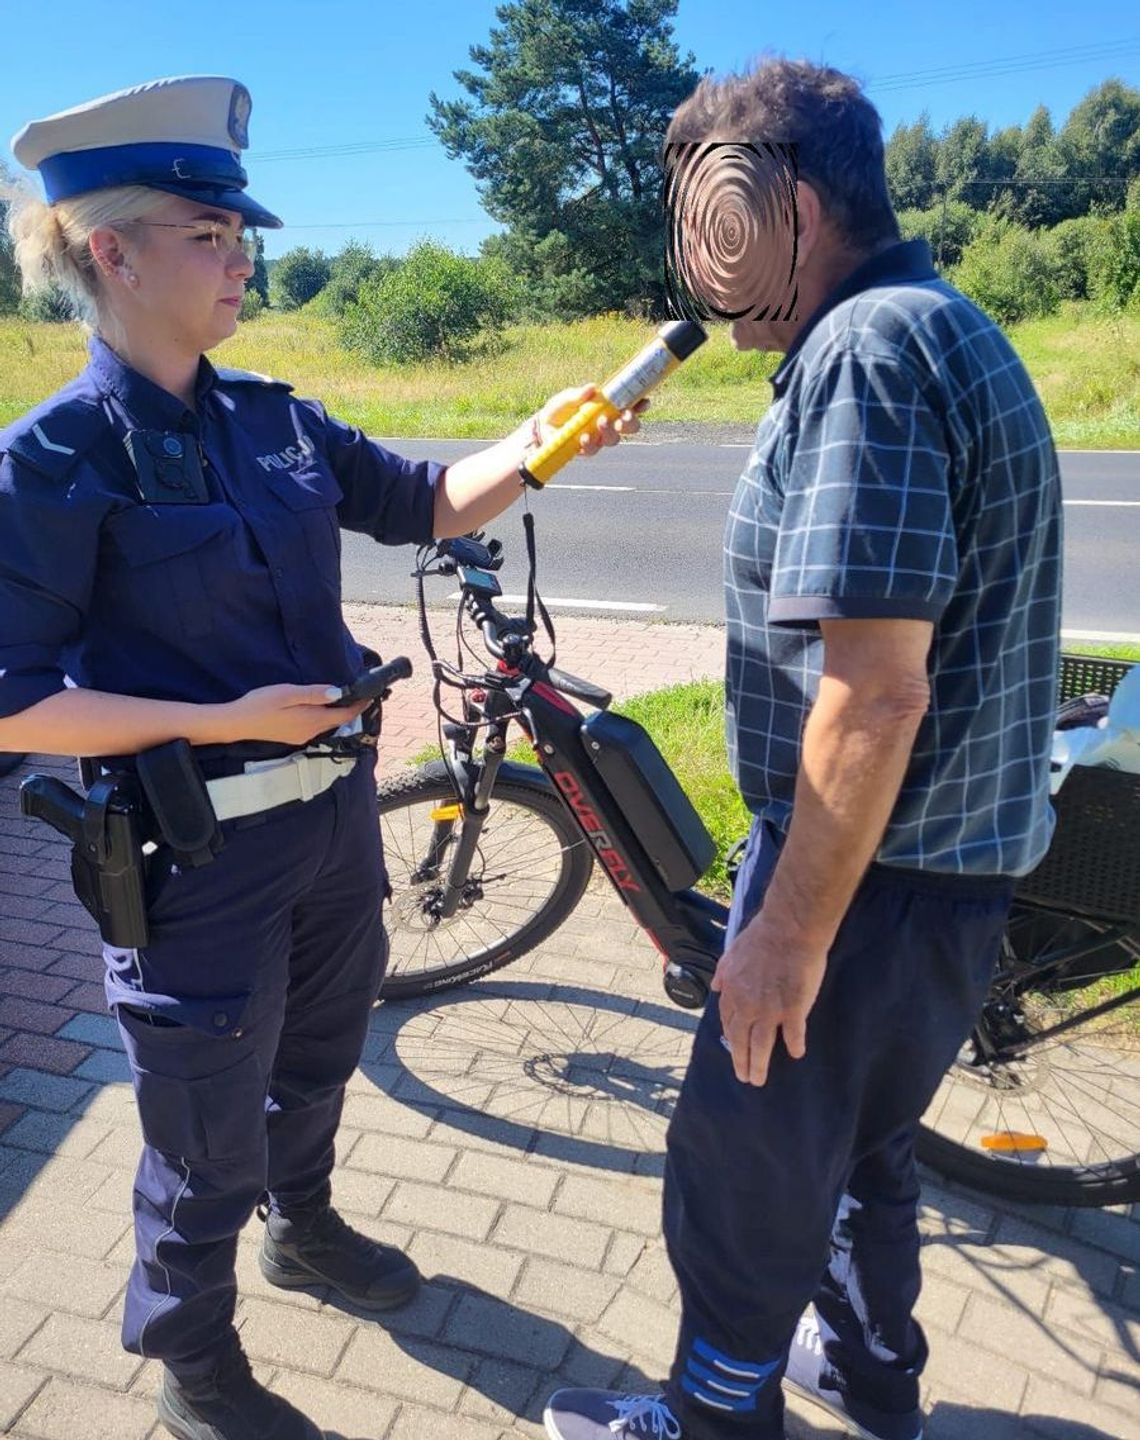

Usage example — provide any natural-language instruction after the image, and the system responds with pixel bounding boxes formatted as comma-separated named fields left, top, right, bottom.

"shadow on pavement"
left=366, top=1274, right=650, bottom=1429
left=368, top=976, right=697, bottom=1173
left=924, top=1400, right=1128, bottom=1439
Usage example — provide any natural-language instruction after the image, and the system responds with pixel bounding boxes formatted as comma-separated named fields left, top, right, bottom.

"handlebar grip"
left=328, top=656, right=414, bottom=707
left=546, top=667, right=613, bottom=711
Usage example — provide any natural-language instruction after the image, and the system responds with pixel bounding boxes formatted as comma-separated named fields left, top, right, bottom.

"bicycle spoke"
left=379, top=782, right=588, bottom=983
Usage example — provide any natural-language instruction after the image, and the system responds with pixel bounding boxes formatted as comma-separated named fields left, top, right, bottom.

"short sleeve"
left=297, top=399, right=443, bottom=547
left=768, top=347, right=958, bottom=625
left=0, top=455, right=100, bottom=719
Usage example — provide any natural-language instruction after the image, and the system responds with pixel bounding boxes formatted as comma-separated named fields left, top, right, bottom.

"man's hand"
left=711, top=911, right=829, bottom=1087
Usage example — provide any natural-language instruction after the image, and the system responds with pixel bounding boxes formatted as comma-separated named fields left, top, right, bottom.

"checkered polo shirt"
left=725, top=239, right=1063, bottom=876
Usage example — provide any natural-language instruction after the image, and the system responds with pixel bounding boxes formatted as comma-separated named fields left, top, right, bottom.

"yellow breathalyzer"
left=519, top=320, right=708, bottom=489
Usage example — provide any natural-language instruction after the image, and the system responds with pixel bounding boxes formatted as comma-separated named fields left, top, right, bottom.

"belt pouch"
left=136, top=739, right=224, bottom=868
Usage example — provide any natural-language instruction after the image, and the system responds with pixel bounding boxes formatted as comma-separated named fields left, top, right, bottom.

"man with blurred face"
left=543, top=57, right=1062, bottom=1440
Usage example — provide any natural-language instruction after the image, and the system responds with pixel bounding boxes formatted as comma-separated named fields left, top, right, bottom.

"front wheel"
left=377, top=761, right=594, bottom=1000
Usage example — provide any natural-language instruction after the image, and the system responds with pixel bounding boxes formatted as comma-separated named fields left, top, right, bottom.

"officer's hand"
left=711, top=911, right=828, bottom=1087
left=219, top=684, right=370, bottom=745
left=537, top=386, right=650, bottom=456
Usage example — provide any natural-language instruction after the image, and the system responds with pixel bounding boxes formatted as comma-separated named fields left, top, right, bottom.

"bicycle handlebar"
left=463, top=591, right=531, bottom=661
left=417, top=533, right=611, bottom=707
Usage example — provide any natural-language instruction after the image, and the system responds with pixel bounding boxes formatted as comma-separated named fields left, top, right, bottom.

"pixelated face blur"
left=122, top=194, right=254, bottom=352
left=664, top=140, right=800, bottom=351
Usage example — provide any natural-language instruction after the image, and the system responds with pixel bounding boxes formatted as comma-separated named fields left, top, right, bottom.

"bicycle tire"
left=916, top=1124, right=1140, bottom=1207
left=917, top=907, right=1140, bottom=1207
left=377, top=760, right=594, bottom=1000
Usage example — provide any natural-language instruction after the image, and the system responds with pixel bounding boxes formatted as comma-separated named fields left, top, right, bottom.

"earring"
left=125, top=271, right=139, bottom=287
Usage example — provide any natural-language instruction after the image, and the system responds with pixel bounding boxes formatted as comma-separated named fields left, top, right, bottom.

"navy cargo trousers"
left=662, top=819, right=1013, bottom=1438
left=104, top=754, right=386, bottom=1373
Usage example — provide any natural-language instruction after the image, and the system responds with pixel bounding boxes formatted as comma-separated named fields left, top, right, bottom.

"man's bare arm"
left=760, top=617, right=934, bottom=948
left=714, top=616, right=934, bottom=1085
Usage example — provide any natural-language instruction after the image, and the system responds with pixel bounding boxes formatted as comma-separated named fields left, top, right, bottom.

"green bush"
left=17, top=283, right=75, bottom=323
left=238, top=288, right=265, bottom=322
left=950, top=218, right=1062, bottom=325
left=1046, top=216, right=1106, bottom=301
left=269, top=246, right=331, bottom=311
left=1086, top=210, right=1140, bottom=312
left=897, top=199, right=980, bottom=269
left=310, top=243, right=401, bottom=319
left=340, top=241, right=513, bottom=364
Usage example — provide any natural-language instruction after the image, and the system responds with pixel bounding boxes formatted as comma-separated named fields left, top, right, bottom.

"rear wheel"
left=377, top=762, right=593, bottom=999
left=918, top=903, right=1140, bottom=1206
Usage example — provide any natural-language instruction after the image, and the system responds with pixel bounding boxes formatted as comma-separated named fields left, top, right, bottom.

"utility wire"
left=251, top=137, right=436, bottom=162
left=280, top=218, right=491, bottom=230
left=868, top=39, right=1140, bottom=93
left=245, top=43, right=1139, bottom=166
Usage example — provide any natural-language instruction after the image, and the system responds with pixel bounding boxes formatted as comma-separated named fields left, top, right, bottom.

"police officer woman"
left=0, top=76, right=642, bottom=1440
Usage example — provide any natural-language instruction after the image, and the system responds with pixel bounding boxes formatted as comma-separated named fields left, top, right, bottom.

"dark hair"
left=666, top=58, right=900, bottom=252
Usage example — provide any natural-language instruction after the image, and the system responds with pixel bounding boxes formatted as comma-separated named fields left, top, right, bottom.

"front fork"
left=430, top=691, right=514, bottom=921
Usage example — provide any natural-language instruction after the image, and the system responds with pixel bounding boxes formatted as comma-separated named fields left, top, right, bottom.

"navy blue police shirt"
left=0, top=337, right=443, bottom=722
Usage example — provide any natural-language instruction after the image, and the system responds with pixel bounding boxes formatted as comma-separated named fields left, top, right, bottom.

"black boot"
left=259, top=1203, right=421, bottom=1311
left=158, top=1347, right=323, bottom=1439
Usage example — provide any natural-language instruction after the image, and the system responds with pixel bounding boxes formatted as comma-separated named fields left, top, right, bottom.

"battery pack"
left=581, top=710, right=716, bottom=891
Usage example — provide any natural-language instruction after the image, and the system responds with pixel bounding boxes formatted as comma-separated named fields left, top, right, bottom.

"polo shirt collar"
left=87, top=335, right=218, bottom=429
left=770, top=239, right=937, bottom=397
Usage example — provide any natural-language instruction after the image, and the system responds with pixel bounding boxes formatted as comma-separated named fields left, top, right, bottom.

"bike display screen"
left=459, top=566, right=503, bottom=597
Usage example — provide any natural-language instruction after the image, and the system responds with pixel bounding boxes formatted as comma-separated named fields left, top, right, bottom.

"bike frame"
left=440, top=649, right=728, bottom=1007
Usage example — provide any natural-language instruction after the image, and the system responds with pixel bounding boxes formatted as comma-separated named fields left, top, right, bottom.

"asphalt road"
left=343, top=440, right=1139, bottom=637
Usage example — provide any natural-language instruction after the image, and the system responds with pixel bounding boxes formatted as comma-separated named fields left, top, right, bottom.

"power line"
left=868, top=39, right=1140, bottom=94
left=943, top=176, right=1133, bottom=186
left=251, top=137, right=436, bottom=163
left=244, top=42, right=1139, bottom=167
left=871, top=38, right=1140, bottom=84
left=281, top=218, right=492, bottom=230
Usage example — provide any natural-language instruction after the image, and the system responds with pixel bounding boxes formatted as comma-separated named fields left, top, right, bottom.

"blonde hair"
left=3, top=182, right=168, bottom=329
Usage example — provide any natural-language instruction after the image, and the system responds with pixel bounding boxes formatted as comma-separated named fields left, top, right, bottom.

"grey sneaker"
left=784, top=1310, right=923, bottom=1440
left=543, top=1389, right=682, bottom=1439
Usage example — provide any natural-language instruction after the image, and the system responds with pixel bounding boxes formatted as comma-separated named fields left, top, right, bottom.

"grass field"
left=2, top=302, right=1138, bottom=447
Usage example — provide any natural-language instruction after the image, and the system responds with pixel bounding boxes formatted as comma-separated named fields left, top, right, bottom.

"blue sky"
left=2, top=1, right=1137, bottom=260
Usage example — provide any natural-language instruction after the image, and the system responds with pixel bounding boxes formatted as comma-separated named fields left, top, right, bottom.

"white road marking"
left=1063, top=499, right=1140, bottom=507
left=546, top=485, right=735, bottom=496
left=447, top=592, right=665, bottom=613
left=1061, top=628, right=1140, bottom=643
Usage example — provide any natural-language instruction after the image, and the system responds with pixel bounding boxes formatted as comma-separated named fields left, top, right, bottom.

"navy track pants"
left=662, top=820, right=1012, bottom=1438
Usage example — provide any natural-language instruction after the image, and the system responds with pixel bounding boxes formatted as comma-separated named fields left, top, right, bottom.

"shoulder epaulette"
left=214, top=366, right=294, bottom=392
left=0, top=398, right=106, bottom=481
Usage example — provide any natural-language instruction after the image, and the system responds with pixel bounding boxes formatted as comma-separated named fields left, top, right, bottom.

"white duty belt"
left=205, top=750, right=357, bottom=824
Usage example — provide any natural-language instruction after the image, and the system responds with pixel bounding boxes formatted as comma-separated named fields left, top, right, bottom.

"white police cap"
left=11, top=75, right=283, bottom=228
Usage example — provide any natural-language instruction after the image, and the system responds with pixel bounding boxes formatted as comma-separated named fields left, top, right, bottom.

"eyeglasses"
left=122, top=220, right=258, bottom=262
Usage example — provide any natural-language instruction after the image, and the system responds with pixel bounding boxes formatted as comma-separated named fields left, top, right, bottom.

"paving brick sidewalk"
left=0, top=606, right=1137, bottom=1439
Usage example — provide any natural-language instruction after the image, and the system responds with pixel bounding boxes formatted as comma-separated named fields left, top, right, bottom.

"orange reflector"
left=430, top=805, right=463, bottom=822
left=980, top=1132, right=1048, bottom=1155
